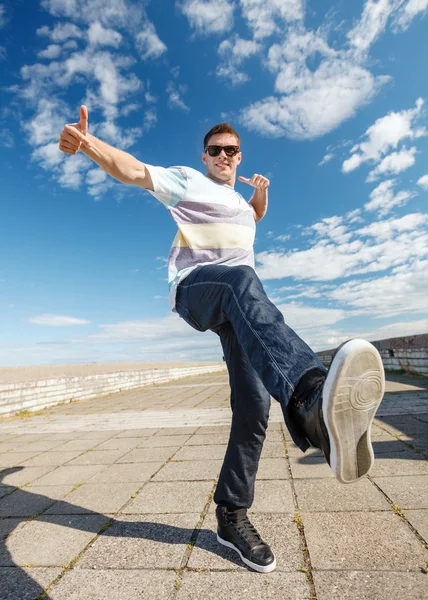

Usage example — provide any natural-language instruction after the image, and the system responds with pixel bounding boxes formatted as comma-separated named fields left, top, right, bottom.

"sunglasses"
left=205, top=145, right=240, bottom=157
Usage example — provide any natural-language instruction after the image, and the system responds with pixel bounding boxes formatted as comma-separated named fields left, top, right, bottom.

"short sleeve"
left=144, top=165, right=188, bottom=208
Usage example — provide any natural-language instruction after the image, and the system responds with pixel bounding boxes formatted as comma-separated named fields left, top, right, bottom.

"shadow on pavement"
left=0, top=467, right=240, bottom=599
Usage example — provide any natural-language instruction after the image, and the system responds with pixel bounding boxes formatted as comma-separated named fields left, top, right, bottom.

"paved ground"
left=0, top=371, right=427, bottom=599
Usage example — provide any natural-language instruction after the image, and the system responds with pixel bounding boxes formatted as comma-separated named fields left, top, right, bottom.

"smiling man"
left=59, top=107, right=385, bottom=574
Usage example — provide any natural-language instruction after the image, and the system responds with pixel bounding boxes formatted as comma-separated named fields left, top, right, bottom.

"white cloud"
left=143, top=108, right=157, bottom=132
left=0, top=4, right=6, bottom=28
left=41, top=0, right=141, bottom=28
left=364, top=179, right=414, bottom=216
left=417, top=174, right=428, bottom=189
left=256, top=211, right=428, bottom=281
left=29, top=314, right=91, bottom=326
left=180, top=0, right=235, bottom=35
left=347, top=0, right=396, bottom=54
left=366, top=146, right=417, bottom=181
left=319, top=153, right=334, bottom=166
left=31, top=142, right=64, bottom=169
left=58, top=153, right=91, bottom=188
left=342, top=98, right=425, bottom=173
left=166, top=81, right=189, bottom=111
left=37, top=44, right=63, bottom=59
left=241, top=60, right=385, bottom=139
left=239, top=0, right=304, bottom=40
left=88, top=21, right=122, bottom=47
left=217, top=36, right=261, bottom=85
left=394, top=0, right=428, bottom=29
left=37, top=22, right=83, bottom=42
left=135, top=22, right=167, bottom=61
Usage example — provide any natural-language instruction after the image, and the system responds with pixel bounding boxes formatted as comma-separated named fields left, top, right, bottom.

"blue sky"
left=1, top=0, right=428, bottom=367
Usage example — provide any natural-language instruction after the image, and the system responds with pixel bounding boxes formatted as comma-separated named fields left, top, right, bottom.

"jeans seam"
left=179, top=280, right=294, bottom=392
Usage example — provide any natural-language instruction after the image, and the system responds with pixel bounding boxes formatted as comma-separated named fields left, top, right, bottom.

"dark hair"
left=203, top=123, right=240, bottom=150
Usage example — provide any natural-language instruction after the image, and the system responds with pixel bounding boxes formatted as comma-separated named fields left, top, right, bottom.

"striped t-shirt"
left=145, top=165, right=256, bottom=311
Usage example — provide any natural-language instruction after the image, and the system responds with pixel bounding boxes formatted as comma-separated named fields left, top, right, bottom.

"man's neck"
left=206, top=172, right=235, bottom=188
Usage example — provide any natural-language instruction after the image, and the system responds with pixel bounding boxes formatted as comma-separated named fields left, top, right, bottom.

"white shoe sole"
left=323, top=339, right=385, bottom=484
left=217, top=534, right=277, bottom=573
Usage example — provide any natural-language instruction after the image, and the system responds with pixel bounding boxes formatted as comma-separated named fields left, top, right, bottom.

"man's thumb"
left=238, top=176, right=250, bottom=183
left=79, top=105, right=88, bottom=135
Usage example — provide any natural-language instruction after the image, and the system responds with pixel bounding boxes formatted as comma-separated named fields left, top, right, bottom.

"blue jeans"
left=175, top=264, right=326, bottom=509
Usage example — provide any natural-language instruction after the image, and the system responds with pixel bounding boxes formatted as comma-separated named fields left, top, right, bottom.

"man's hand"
left=59, top=105, right=91, bottom=155
left=238, top=174, right=270, bottom=190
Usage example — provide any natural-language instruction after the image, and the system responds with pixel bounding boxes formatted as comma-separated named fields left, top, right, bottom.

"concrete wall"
left=317, top=333, right=428, bottom=377
left=0, top=362, right=227, bottom=418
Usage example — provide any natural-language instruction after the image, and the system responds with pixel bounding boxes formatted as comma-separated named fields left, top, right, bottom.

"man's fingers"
left=64, top=125, right=91, bottom=147
left=79, top=105, right=88, bottom=135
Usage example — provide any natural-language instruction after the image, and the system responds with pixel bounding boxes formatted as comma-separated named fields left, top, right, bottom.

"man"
left=59, top=107, right=385, bottom=574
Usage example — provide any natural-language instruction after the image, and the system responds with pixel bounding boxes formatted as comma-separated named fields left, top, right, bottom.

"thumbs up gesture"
left=238, top=174, right=270, bottom=190
left=59, top=105, right=91, bottom=155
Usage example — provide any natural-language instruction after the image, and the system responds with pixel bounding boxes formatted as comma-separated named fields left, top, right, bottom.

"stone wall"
left=0, top=362, right=227, bottom=418
left=317, top=333, right=428, bottom=376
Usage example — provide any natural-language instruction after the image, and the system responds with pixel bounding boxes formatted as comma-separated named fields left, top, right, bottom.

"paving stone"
left=288, top=455, right=333, bottom=479
left=372, top=439, right=409, bottom=453
left=197, top=426, right=234, bottom=434
left=404, top=509, right=428, bottom=540
left=53, top=440, right=101, bottom=452
left=250, top=480, right=295, bottom=513
left=20, top=450, right=84, bottom=467
left=0, top=453, right=42, bottom=467
left=33, top=465, right=105, bottom=486
left=66, top=449, right=128, bottom=466
left=154, top=427, right=198, bottom=436
left=74, top=431, right=120, bottom=439
left=2, top=514, right=108, bottom=566
left=294, top=477, right=390, bottom=512
left=50, top=569, right=177, bottom=599
left=45, top=482, right=140, bottom=514
left=369, top=452, right=428, bottom=476
left=21, top=441, right=64, bottom=452
left=92, top=437, right=143, bottom=451
left=139, top=434, right=192, bottom=448
left=256, top=458, right=289, bottom=480
left=0, top=485, right=74, bottom=517
left=373, top=475, right=428, bottom=509
left=264, top=430, right=285, bottom=442
left=304, top=511, right=428, bottom=570
left=0, top=517, right=23, bottom=538
left=75, top=513, right=198, bottom=569
left=0, top=567, right=62, bottom=600
left=121, top=481, right=213, bottom=514
left=116, top=446, right=180, bottom=463
left=153, top=460, right=222, bottom=481
left=313, top=571, right=428, bottom=600
left=174, top=444, right=228, bottom=461
left=186, top=434, right=230, bottom=446
left=1, top=467, right=54, bottom=486
left=260, top=442, right=287, bottom=459
left=114, top=428, right=159, bottom=438
left=88, top=461, right=164, bottom=484
left=177, top=571, right=309, bottom=599
left=188, top=513, right=303, bottom=572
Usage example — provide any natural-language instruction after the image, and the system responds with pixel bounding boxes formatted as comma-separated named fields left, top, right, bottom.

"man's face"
left=202, top=133, right=242, bottom=184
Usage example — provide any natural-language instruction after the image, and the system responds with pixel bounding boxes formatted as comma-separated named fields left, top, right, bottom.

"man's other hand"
left=238, top=174, right=270, bottom=190
left=59, top=105, right=91, bottom=155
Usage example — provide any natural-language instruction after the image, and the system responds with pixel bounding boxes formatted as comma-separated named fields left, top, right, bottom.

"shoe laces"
left=227, top=511, right=262, bottom=547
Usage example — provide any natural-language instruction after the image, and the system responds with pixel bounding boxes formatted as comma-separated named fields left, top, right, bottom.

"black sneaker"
left=216, top=505, right=276, bottom=573
left=290, top=339, right=385, bottom=483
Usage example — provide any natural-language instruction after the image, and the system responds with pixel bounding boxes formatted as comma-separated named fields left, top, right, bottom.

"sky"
left=0, top=0, right=428, bottom=367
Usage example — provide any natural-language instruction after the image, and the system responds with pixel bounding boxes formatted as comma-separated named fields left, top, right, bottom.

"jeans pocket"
left=175, top=298, right=204, bottom=332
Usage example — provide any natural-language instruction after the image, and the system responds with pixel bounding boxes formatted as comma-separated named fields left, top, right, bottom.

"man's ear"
left=201, top=151, right=207, bottom=165
left=237, top=152, right=242, bottom=165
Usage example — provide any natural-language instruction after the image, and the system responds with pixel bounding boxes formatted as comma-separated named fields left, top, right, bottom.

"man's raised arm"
left=58, top=106, right=154, bottom=190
